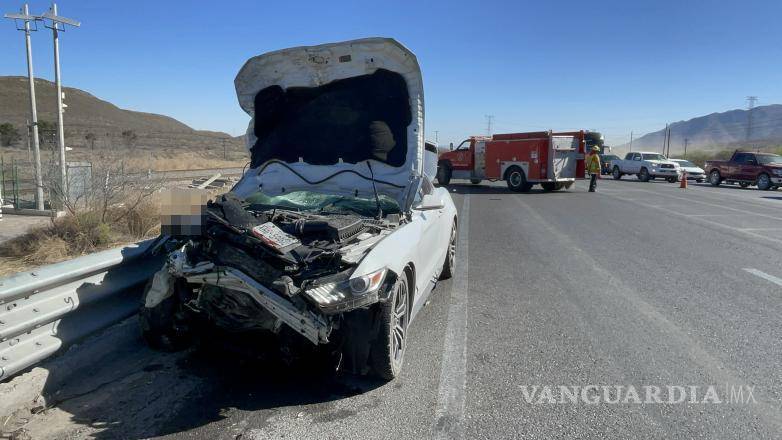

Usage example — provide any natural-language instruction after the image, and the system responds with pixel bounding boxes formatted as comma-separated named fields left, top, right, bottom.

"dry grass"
left=0, top=192, right=166, bottom=277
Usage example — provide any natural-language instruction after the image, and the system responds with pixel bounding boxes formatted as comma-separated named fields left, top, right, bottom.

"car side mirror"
left=449, top=142, right=454, bottom=151
left=414, top=194, right=444, bottom=211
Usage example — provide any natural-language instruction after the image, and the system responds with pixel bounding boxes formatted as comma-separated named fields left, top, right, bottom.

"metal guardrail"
left=0, top=240, right=163, bottom=381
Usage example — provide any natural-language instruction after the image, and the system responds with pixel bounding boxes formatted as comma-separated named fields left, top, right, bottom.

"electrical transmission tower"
left=485, top=115, right=494, bottom=136
left=746, top=96, right=758, bottom=142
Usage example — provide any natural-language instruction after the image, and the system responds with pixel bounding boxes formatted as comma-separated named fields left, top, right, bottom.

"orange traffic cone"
left=680, top=172, right=687, bottom=189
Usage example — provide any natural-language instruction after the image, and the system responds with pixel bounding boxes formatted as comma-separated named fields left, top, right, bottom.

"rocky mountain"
left=0, top=76, right=244, bottom=152
left=620, top=104, right=782, bottom=154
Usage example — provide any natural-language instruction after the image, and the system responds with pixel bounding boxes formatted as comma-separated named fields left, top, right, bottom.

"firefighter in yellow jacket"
left=586, top=146, right=601, bottom=192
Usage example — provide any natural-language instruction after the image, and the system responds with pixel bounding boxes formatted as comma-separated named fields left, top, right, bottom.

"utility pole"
left=5, top=4, right=44, bottom=210
left=221, top=138, right=227, bottom=160
left=666, top=126, right=672, bottom=157
left=662, top=124, right=668, bottom=154
left=683, top=138, right=689, bottom=159
left=434, top=130, right=439, bottom=144
left=629, top=131, right=633, bottom=150
left=746, top=96, right=758, bottom=150
left=42, top=3, right=80, bottom=204
left=485, top=115, right=494, bottom=136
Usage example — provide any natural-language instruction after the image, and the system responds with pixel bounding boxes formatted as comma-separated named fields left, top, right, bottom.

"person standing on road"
left=586, top=146, right=601, bottom=192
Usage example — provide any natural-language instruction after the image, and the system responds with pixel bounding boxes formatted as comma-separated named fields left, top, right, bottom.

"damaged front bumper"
left=169, top=252, right=332, bottom=345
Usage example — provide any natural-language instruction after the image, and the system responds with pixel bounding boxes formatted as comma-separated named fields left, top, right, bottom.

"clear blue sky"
left=2, top=0, right=781, bottom=146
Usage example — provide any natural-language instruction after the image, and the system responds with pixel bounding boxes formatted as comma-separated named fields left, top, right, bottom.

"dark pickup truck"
left=705, top=151, right=782, bottom=190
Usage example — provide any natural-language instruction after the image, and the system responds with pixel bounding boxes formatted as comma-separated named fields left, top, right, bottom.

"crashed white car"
left=141, top=38, right=457, bottom=380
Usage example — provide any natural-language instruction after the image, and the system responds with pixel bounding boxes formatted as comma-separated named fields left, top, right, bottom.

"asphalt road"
left=12, top=178, right=782, bottom=439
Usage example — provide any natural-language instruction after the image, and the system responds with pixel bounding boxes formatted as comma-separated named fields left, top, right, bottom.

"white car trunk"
left=232, top=38, right=425, bottom=208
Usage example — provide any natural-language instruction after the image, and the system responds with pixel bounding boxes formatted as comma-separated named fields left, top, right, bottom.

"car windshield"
left=244, top=190, right=400, bottom=217
left=757, top=154, right=782, bottom=164
left=674, top=160, right=696, bottom=167
left=642, top=153, right=667, bottom=161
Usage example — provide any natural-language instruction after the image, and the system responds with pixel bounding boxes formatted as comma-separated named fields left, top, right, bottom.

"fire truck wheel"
left=505, top=166, right=530, bottom=192
left=470, top=179, right=482, bottom=185
left=436, top=161, right=452, bottom=185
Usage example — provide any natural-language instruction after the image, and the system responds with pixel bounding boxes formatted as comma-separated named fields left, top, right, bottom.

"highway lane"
left=11, top=178, right=782, bottom=439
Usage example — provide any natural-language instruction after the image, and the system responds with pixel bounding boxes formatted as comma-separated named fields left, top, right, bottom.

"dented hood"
left=232, top=38, right=425, bottom=209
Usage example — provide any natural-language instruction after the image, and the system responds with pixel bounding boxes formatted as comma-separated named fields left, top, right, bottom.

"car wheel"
left=739, top=182, right=750, bottom=188
left=470, top=179, right=482, bottom=185
left=667, top=176, right=677, bottom=183
left=439, top=220, right=457, bottom=280
left=709, top=170, right=721, bottom=186
left=436, top=161, right=452, bottom=185
left=757, top=173, right=772, bottom=191
left=506, top=166, right=531, bottom=192
left=370, top=274, right=409, bottom=380
left=612, top=166, right=622, bottom=180
left=139, top=274, right=191, bottom=352
left=638, top=167, right=650, bottom=182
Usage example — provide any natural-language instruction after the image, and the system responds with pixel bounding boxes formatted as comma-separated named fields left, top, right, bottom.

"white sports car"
left=141, top=38, right=458, bottom=380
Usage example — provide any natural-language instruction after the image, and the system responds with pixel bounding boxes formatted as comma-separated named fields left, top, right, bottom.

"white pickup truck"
left=610, top=152, right=681, bottom=182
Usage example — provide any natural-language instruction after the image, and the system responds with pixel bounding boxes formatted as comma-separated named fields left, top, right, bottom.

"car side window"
left=734, top=153, right=748, bottom=163
left=624, top=153, right=633, bottom=160
left=633, top=153, right=641, bottom=161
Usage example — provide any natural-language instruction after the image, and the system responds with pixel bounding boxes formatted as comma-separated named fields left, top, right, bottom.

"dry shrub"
left=125, top=197, right=161, bottom=239
left=50, top=212, right=113, bottom=253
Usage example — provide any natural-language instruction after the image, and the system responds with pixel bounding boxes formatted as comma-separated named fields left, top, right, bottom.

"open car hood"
left=232, top=38, right=424, bottom=210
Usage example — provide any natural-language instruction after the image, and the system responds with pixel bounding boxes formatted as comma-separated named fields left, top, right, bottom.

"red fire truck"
left=436, top=130, right=603, bottom=192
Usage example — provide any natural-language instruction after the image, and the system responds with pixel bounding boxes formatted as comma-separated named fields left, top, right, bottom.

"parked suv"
left=611, top=152, right=681, bottom=182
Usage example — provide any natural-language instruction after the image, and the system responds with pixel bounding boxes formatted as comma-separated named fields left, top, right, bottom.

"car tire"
left=667, top=176, right=677, bottom=183
left=638, top=167, right=650, bottom=182
left=612, top=166, right=622, bottom=180
left=139, top=276, right=191, bottom=352
left=436, top=161, right=452, bottom=186
left=739, top=182, right=751, bottom=189
left=757, top=173, right=772, bottom=191
left=470, top=179, right=482, bottom=185
left=506, top=166, right=532, bottom=192
left=370, top=274, right=409, bottom=380
left=709, top=170, right=721, bottom=186
left=439, top=220, right=457, bottom=280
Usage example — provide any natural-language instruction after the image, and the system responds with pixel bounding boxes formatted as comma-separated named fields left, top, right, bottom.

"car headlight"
left=772, top=169, right=782, bottom=176
left=304, top=268, right=387, bottom=313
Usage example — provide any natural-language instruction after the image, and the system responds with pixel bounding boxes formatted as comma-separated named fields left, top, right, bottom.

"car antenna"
left=366, top=160, right=383, bottom=219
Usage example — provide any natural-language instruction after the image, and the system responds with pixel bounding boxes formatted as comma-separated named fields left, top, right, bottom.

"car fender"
left=353, top=220, right=423, bottom=284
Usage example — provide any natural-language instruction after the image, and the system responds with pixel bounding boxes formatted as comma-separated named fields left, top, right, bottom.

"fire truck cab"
left=437, top=130, right=602, bottom=192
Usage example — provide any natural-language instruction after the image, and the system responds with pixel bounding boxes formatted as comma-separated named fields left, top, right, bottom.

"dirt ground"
left=0, top=214, right=53, bottom=244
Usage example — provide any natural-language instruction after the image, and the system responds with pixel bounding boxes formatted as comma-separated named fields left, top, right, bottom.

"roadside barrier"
left=0, top=239, right=163, bottom=381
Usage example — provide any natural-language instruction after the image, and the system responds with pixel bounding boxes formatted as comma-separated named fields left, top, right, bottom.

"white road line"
left=743, top=268, right=782, bottom=287
left=433, top=194, right=469, bottom=440
left=629, top=187, right=782, bottom=222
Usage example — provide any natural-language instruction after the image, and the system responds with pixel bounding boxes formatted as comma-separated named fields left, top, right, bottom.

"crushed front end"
left=145, top=192, right=404, bottom=368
